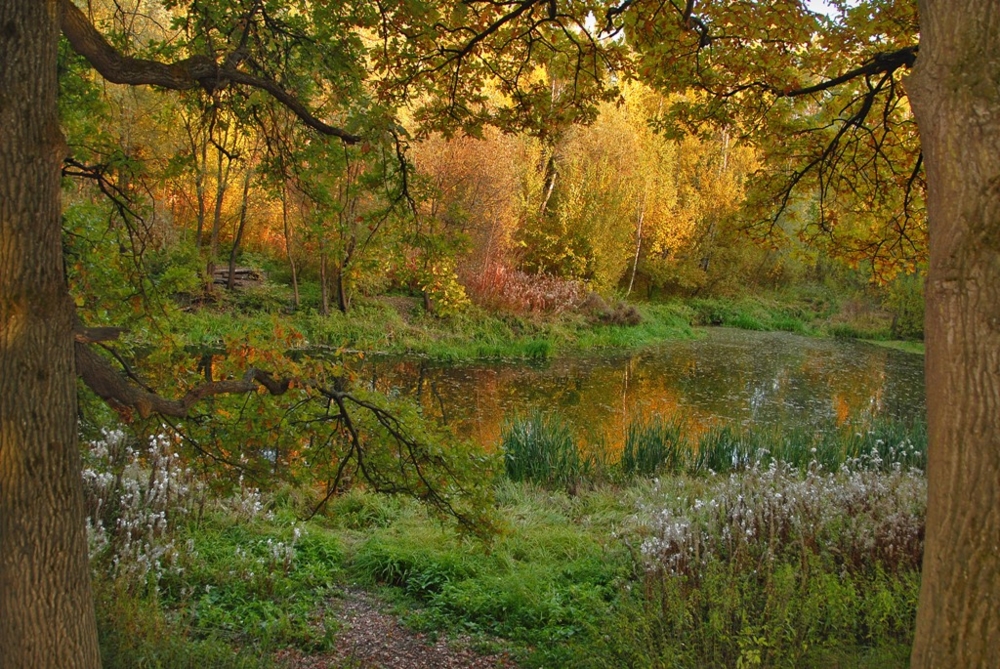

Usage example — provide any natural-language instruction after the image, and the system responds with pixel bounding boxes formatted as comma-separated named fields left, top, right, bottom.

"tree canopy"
left=4, top=0, right=1000, bottom=666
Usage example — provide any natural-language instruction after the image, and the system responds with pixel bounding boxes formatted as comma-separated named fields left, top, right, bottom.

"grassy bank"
left=87, top=417, right=924, bottom=668
left=177, top=284, right=923, bottom=371
left=179, top=298, right=695, bottom=362
left=680, top=289, right=923, bottom=350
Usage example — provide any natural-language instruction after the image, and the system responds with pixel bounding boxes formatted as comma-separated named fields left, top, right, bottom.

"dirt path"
left=276, top=588, right=517, bottom=669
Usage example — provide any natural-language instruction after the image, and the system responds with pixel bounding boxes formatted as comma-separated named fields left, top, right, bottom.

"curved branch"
left=779, top=47, right=918, bottom=98
left=76, top=337, right=481, bottom=530
left=76, top=342, right=291, bottom=418
left=59, top=0, right=360, bottom=143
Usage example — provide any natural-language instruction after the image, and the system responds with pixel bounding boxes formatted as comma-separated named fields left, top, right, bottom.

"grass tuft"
left=501, top=412, right=594, bottom=492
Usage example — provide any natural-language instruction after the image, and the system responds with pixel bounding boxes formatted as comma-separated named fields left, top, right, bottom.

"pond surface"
left=352, top=328, right=925, bottom=449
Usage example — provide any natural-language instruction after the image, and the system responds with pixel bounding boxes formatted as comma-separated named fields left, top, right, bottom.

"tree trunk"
left=319, top=244, right=330, bottom=316
left=627, top=193, right=646, bottom=297
left=184, top=117, right=208, bottom=252
left=538, top=150, right=558, bottom=219
left=208, top=146, right=232, bottom=275
left=0, top=1, right=101, bottom=667
left=281, top=184, right=300, bottom=308
left=335, top=266, right=350, bottom=314
left=227, top=166, right=253, bottom=291
left=908, top=2, right=1000, bottom=665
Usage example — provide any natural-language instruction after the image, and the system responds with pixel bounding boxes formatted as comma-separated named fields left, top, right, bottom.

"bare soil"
left=276, top=588, right=517, bottom=669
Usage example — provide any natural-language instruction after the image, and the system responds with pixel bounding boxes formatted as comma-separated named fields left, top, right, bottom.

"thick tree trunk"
left=908, top=1, right=1000, bottom=665
left=0, top=1, right=101, bottom=667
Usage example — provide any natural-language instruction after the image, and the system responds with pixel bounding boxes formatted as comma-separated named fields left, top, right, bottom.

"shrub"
left=884, top=271, right=925, bottom=340
left=463, top=262, right=587, bottom=314
left=82, top=428, right=199, bottom=595
left=623, top=464, right=925, bottom=666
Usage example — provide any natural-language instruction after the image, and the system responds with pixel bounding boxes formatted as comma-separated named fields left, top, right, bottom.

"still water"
left=352, top=328, right=925, bottom=449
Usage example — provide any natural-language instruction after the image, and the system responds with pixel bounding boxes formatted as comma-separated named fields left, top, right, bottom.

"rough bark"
left=75, top=343, right=291, bottom=419
left=0, top=1, right=101, bottom=667
left=908, top=1, right=1000, bottom=665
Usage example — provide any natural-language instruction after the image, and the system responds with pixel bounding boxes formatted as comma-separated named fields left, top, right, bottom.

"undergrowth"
left=86, top=416, right=924, bottom=669
left=349, top=468, right=922, bottom=668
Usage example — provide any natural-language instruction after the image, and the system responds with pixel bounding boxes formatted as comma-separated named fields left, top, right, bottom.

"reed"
left=622, top=415, right=685, bottom=477
left=504, top=414, right=927, bottom=489
left=501, top=412, right=590, bottom=491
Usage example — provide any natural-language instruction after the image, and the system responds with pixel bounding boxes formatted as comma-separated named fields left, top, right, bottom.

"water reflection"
left=350, top=329, right=925, bottom=450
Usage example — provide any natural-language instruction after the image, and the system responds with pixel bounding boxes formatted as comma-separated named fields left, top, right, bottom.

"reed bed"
left=501, top=413, right=926, bottom=490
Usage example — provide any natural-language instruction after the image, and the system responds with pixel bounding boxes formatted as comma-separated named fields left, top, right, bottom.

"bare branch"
left=73, top=326, right=126, bottom=344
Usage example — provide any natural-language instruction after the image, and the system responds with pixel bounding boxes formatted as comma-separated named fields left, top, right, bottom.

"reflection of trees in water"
left=348, top=332, right=924, bottom=452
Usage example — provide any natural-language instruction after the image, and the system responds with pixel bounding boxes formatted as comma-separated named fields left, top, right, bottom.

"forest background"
left=9, top=0, right=984, bottom=667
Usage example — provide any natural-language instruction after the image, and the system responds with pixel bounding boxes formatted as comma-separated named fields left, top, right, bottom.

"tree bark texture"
left=909, top=1, right=1000, bottom=665
left=0, top=1, right=101, bottom=667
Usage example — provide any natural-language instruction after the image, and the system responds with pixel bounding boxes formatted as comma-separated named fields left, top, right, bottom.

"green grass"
left=348, top=483, right=633, bottom=667
left=96, top=506, right=348, bottom=667
left=501, top=413, right=927, bottom=482
left=866, top=339, right=925, bottom=355
left=176, top=298, right=693, bottom=364
left=345, top=472, right=921, bottom=668
left=679, top=287, right=925, bottom=343
left=685, top=295, right=818, bottom=334
left=175, top=282, right=924, bottom=372
left=93, top=465, right=922, bottom=669
left=502, top=411, right=600, bottom=491
left=96, top=586, right=275, bottom=669
left=622, top=415, right=685, bottom=476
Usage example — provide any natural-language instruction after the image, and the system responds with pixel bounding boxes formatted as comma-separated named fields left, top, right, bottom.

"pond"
left=351, top=328, right=926, bottom=450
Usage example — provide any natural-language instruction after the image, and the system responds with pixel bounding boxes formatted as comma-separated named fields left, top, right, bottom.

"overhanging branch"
left=75, top=337, right=480, bottom=529
left=778, top=47, right=918, bottom=98
left=76, top=342, right=291, bottom=418
left=59, top=0, right=360, bottom=143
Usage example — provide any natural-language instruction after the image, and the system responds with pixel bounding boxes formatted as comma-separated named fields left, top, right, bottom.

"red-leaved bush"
left=462, top=262, right=587, bottom=315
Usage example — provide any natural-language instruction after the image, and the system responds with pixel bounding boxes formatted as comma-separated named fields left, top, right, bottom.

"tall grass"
left=618, top=463, right=925, bottom=667
left=501, top=412, right=599, bottom=491
left=85, top=422, right=925, bottom=669
left=83, top=429, right=346, bottom=666
left=350, top=469, right=923, bottom=669
left=501, top=413, right=927, bottom=488
left=622, top=415, right=685, bottom=476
